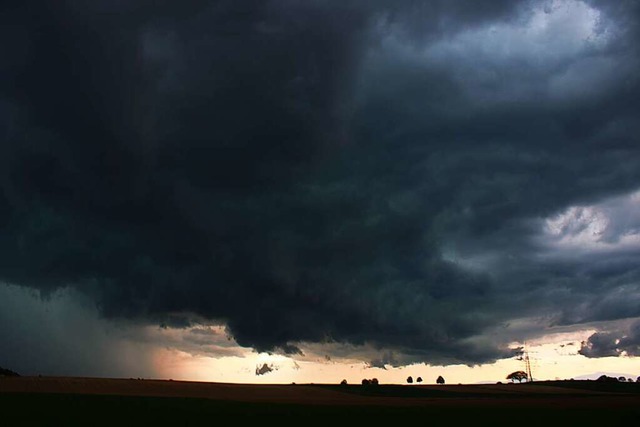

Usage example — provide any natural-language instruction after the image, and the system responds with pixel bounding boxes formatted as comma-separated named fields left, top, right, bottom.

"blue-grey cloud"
left=580, top=320, right=640, bottom=357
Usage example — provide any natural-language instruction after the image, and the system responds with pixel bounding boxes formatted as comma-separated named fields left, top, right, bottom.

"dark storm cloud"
left=255, top=363, right=275, bottom=376
left=579, top=320, right=640, bottom=357
left=2, top=0, right=640, bottom=370
left=367, top=350, right=397, bottom=369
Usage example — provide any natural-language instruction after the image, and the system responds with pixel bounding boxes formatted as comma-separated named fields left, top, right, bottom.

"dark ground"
left=1, top=377, right=639, bottom=426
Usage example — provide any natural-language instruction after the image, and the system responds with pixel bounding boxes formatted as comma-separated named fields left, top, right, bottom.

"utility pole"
left=523, top=343, right=533, bottom=382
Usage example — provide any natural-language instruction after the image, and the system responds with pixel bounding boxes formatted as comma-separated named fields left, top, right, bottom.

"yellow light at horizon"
left=150, top=328, right=639, bottom=385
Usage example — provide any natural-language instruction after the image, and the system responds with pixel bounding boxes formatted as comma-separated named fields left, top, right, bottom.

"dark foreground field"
left=1, top=377, right=639, bottom=426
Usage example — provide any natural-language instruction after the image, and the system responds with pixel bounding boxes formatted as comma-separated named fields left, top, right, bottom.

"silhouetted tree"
left=506, top=371, right=528, bottom=383
left=416, top=377, right=423, bottom=383
left=597, top=375, right=618, bottom=382
left=618, top=376, right=627, bottom=382
left=362, top=379, right=370, bottom=385
left=340, top=379, right=348, bottom=385
left=436, top=375, right=445, bottom=385
left=370, top=378, right=379, bottom=385
left=636, top=376, right=640, bottom=383
left=406, top=376, right=413, bottom=384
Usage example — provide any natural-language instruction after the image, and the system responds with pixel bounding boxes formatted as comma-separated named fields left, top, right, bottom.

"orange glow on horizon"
left=148, top=328, right=639, bottom=385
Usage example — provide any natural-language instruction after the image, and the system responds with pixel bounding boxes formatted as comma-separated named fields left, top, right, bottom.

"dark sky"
left=1, top=0, right=640, bottom=374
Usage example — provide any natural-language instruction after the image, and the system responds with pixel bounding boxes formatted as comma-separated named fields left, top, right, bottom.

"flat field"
left=1, top=376, right=638, bottom=425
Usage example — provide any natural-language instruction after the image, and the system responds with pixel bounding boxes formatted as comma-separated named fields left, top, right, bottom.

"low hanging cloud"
left=1, top=0, right=640, bottom=373
left=255, top=363, right=276, bottom=376
left=579, top=320, right=640, bottom=357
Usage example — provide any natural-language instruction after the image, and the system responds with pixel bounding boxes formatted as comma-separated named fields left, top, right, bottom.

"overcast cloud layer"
left=1, top=0, right=640, bottom=372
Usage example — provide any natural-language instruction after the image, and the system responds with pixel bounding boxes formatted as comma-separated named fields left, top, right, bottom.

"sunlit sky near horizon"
left=1, top=0, right=640, bottom=383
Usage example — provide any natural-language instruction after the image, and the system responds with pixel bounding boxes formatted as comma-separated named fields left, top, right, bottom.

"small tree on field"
left=416, top=377, right=423, bottom=383
left=506, top=371, right=528, bottom=383
left=436, top=376, right=445, bottom=385
left=340, top=379, right=348, bottom=385
left=406, top=376, right=413, bottom=384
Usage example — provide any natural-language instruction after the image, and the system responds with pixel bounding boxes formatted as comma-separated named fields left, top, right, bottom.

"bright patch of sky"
left=427, top=0, right=607, bottom=63
left=156, top=326, right=639, bottom=384
left=541, top=189, right=640, bottom=254
left=376, top=0, right=618, bottom=106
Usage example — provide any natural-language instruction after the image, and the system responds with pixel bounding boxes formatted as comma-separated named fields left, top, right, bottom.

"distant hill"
left=0, top=367, right=20, bottom=377
left=573, top=372, right=637, bottom=381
